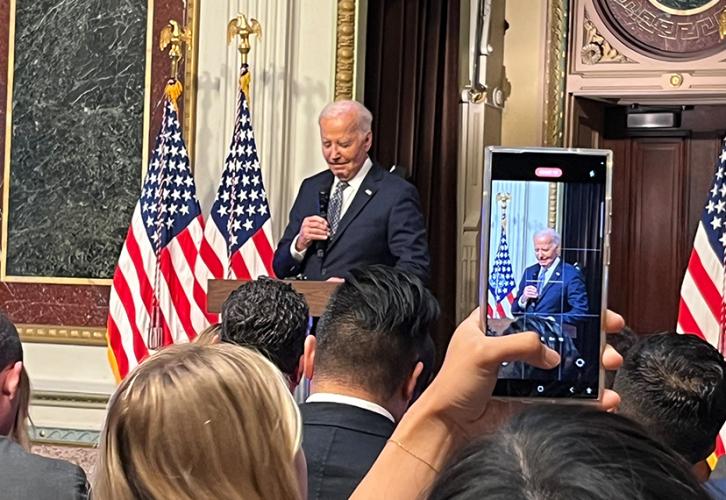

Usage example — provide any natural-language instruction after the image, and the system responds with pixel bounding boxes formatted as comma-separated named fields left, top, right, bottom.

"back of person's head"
left=614, top=332, right=726, bottom=464
left=604, top=325, right=638, bottom=389
left=429, top=406, right=708, bottom=500
left=0, top=314, right=30, bottom=449
left=221, top=277, right=309, bottom=382
left=94, top=342, right=303, bottom=500
left=315, top=265, right=439, bottom=402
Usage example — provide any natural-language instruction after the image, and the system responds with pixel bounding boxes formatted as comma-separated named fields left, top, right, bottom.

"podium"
left=207, top=279, right=340, bottom=317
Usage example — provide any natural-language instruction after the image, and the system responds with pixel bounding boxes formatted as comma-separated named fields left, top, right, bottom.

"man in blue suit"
left=510, top=228, right=588, bottom=325
left=273, top=100, right=430, bottom=284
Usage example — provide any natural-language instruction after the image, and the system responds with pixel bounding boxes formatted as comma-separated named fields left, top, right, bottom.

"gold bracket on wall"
left=335, top=0, right=356, bottom=100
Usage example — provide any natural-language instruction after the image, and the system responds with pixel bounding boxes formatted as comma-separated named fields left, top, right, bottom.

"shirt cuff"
left=290, top=235, right=307, bottom=262
left=518, top=295, right=528, bottom=307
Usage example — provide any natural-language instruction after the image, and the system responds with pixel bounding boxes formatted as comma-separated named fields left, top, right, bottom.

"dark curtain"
left=561, top=183, right=605, bottom=312
left=561, top=183, right=605, bottom=371
left=364, top=0, right=460, bottom=364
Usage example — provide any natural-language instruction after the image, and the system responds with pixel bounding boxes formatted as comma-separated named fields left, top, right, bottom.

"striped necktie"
left=327, top=181, right=349, bottom=235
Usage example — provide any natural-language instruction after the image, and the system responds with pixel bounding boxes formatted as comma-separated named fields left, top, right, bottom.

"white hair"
left=318, top=100, right=373, bottom=134
left=534, top=228, right=561, bottom=247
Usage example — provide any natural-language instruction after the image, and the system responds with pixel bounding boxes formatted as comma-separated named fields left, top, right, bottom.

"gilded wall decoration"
left=542, top=0, right=569, bottom=147
left=581, top=18, right=630, bottom=64
left=593, top=0, right=726, bottom=60
left=335, top=0, right=356, bottom=100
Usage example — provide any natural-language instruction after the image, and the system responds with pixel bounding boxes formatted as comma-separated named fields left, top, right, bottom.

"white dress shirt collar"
left=306, top=392, right=395, bottom=423
left=541, top=256, right=561, bottom=285
left=332, top=157, right=372, bottom=192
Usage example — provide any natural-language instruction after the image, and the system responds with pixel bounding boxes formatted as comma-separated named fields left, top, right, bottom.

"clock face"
left=648, top=0, right=720, bottom=15
left=595, top=0, right=726, bottom=60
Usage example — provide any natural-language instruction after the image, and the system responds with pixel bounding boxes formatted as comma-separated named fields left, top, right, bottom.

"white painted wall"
left=194, top=0, right=338, bottom=239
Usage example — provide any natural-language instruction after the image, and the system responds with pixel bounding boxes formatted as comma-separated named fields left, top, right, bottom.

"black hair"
left=220, top=277, right=309, bottom=378
left=613, top=332, right=726, bottom=464
left=429, top=406, right=708, bottom=500
left=315, top=265, right=439, bottom=400
left=0, top=313, right=22, bottom=370
left=604, top=325, right=638, bottom=389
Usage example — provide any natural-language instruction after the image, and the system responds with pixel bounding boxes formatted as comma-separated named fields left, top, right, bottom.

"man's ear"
left=403, top=361, right=424, bottom=403
left=302, top=335, right=316, bottom=380
left=363, top=131, right=372, bottom=152
left=1, top=361, right=23, bottom=400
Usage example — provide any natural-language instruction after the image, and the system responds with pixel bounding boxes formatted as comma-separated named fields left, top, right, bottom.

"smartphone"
left=480, top=147, right=612, bottom=402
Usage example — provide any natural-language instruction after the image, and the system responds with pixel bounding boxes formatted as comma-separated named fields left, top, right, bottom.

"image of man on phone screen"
left=510, top=228, right=589, bottom=326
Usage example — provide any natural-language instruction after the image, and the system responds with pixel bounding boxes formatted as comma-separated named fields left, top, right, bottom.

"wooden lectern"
left=207, top=279, right=340, bottom=317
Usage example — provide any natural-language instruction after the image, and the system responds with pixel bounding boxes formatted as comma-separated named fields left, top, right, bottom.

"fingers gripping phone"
left=480, top=147, right=613, bottom=402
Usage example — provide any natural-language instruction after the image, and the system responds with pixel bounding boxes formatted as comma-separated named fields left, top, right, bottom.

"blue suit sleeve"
left=510, top=269, right=528, bottom=315
left=386, top=182, right=431, bottom=284
left=562, top=266, right=589, bottom=324
left=273, top=182, right=309, bottom=278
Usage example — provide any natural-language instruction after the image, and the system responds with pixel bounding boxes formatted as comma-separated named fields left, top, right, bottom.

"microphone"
left=316, top=189, right=330, bottom=258
left=526, top=268, right=541, bottom=309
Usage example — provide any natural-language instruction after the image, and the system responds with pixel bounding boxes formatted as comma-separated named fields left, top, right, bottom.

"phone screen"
left=482, top=148, right=611, bottom=400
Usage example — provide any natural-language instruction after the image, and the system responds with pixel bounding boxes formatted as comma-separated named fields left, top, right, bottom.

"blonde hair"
left=9, top=365, right=31, bottom=450
left=193, top=323, right=221, bottom=345
left=94, top=343, right=302, bottom=500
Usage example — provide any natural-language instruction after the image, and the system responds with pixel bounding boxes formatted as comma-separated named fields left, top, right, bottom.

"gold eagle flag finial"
left=159, top=20, right=192, bottom=105
left=227, top=14, right=262, bottom=65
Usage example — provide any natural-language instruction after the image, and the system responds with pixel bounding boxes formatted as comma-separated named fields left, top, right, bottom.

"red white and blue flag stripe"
left=107, top=94, right=212, bottom=379
left=487, top=226, right=516, bottom=318
left=677, top=137, right=726, bottom=460
left=198, top=63, right=275, bottom=284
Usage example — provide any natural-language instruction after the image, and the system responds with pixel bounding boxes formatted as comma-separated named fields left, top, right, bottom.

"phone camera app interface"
left=486, top=151, right=607, bottom=399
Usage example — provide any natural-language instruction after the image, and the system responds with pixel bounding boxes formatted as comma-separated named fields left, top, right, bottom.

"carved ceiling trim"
left=581, top=13, right=632, bottom=64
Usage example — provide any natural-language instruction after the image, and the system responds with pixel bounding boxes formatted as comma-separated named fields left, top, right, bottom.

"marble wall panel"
left=0, top=0, right=184, bottom=328
left=5, top=0, right=148, bottom=279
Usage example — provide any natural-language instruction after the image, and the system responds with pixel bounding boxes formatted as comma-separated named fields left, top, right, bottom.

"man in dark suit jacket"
left=0, top=314, right=88, bottom=499
left=510, top=228, right=588, bottom=325
left=299, top=266, right=439, bottom=499
left=0, top=437, right=88, bottom=500
left=272, top=100, right=430, bottom=284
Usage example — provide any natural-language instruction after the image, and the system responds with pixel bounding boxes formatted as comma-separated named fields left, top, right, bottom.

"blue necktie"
left=537, top=266, right=547, bottom=295
left=327, top=181, right=349, bottom=235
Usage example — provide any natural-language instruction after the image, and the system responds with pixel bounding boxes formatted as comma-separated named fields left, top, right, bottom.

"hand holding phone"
left=480, top=147, right=613, bottom=402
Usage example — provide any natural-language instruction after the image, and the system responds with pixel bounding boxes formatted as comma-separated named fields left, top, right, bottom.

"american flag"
left=198, top=63, right=275, bottom=283
left=107, top=85, right=212, bottom=380
left=487, top=227, right=517, bottom=318
left=677, top=137, right=726, bottom=460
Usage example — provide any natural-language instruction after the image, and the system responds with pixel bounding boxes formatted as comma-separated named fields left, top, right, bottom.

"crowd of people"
left=1, top=100, right=725, bottom=498
left=1, top=264, right=725, bottom=499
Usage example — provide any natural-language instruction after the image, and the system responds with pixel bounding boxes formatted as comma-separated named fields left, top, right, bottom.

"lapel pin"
left=365, top=189, right=372, bottom=196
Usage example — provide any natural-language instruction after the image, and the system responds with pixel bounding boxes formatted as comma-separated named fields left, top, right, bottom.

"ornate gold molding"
left=542, top=0, right=568, bottom=147
left=581, top=17, right=629, bottom=64
left=18, top=324, right=107, bottom=347
left=32, top=390, right=110, bottom=409
left=182, top=0, right=200, bottom=161
left=335, top=0, right=356, bottom=100
left=548, top=182, right=559, bottom=228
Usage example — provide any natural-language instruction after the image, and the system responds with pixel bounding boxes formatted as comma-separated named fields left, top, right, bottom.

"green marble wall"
left=5, top=0, right=147, bottom=278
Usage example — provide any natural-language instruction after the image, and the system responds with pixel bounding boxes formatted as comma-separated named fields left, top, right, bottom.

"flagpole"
left=224, top=14, right=262, bottom=279
left=146, top=20, right=193, bottom=349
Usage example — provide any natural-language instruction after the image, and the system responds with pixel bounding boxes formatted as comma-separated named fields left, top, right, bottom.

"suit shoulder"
left=302, top=169, right=333, bottom=185
left=0, top=439, right=87, bottom=494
